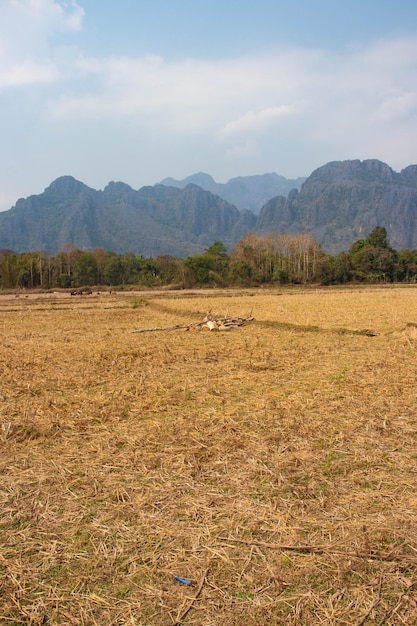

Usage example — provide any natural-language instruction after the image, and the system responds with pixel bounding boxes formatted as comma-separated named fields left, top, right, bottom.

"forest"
left=1, top=227, right=417, bottom=290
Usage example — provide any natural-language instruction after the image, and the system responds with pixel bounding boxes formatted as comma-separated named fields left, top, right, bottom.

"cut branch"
left=132, top=313, right=254, bottom=333
left=216, top=537, right=417, bottom=564
left=174, top=566, right=210, bottom=625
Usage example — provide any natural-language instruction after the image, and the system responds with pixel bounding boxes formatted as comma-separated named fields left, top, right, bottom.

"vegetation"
left=0, top=227, right=416, bottom=290
left=1, top=287, right=417, bottom=624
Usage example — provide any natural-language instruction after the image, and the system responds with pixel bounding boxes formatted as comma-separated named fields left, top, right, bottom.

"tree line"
left=1, top=227, right=416, bottom=290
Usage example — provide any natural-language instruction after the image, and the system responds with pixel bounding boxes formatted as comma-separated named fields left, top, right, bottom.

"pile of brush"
left=188, top=312, right=253, bottom=332
left=132, top=311, right=254, bottom=333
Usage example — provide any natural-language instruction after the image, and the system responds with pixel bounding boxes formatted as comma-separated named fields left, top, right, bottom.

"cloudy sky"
left=1, top=0, right=417, bottom=211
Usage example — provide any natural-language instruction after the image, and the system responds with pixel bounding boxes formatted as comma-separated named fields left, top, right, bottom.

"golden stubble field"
left=1, top=286, right=417, bottom=625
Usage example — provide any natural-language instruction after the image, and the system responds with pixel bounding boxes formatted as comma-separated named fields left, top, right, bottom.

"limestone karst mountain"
left=159, top=171, right=306, bottom=214
left=0, top=177, right=256, bottom=256
left=1, top=160, right=417, bottom=255
left=257, top=160, right=417, bottom=254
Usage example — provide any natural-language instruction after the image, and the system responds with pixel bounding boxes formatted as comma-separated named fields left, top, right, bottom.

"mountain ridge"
left=257, top=159, right=417, bottom=253
left=2, top=160, right=417, bottom=256
left=1, top=176, right=257, bottom=256
left=159, top=171, right=306, bottom=213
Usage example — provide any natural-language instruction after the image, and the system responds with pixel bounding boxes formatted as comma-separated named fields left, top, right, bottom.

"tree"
left=55, top=244, right=82, bottom=287
left=120, top=252, right=142, bottom=284
left=103, top=253, right=124, bottom=285
left=155, top=255, right=185, bottom=286
left=231, top=232, right=323, bottom=285
left=231, top=232, right=272, bottom=282
left=397, top=249, right=417, bottom=282
left=350, top=226, right=397, bottom=282
left=285, top=233, right=322, bottom=283
left=321, top=252, right=352, bottom=285
left=0, top=251, right=16, bottom=288
left=229, top=259, right=253, bottom=284
left=184, top=241, right=229, bottom=286
left=137, top=256, right=160, bottom=287
left=73, top=251, right=98, bottom=286
left=92, top=247, right=112, bottom=284
left=184, top=254, right=213, bottom=285
left=366, top=226, right=390, bottom=248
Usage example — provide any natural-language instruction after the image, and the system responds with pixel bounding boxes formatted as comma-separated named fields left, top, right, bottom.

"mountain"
left=0, top=176, right=257, bottom=256
left=257, top=159, right=417, bottom=253
left=159, top=172, right=306, bottom=213
left=2, top=160, right=417, bottom=257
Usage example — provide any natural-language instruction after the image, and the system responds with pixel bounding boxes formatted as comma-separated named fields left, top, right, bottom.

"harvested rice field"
left=1, top=286, right=417, bottom=625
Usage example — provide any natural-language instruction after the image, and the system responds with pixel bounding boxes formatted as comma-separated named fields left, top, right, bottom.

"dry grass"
left=1, top=286, right=417, bottom=625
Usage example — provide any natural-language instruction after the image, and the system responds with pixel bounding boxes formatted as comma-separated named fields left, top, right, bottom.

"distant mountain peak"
left=158, top=171, right=306, bottom=213
left=185, top=172, right=217, bottom=186
left=258, top=158, right=417, bottom=253
left=160, top=172, right=216, bottom=186
left=45, top=175, right=92, bottom=196
left=0, top=177, right=256, bottom=256
left=102, top=181, right=134, bottom=198
left=104, top=180, right=133, bottom=191
left=2, top=159, right=417, bottom=257
left=310, top=159, right=396, bottom=183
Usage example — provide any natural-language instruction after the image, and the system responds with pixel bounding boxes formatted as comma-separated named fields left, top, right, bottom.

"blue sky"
left=1, top=1, right=417, bottom=212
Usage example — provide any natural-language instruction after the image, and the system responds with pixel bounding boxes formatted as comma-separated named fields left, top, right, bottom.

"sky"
left=1, top=1, right=417, bottom=212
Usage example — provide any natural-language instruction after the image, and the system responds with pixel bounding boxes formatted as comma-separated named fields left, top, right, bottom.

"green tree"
left=0, top=251, right=17, bottom=288
left=366, top=226, right=390, bottom=248
left=229, top=259, right=253, bottom=285
left=73, top=251, right=98, bottom=286
left=103, top=253, right=124, bottom=285
left=120, top=252, right=142, bottom=284
left=206, top=241, right=228, bottom=258
left=321, top=252, right=352, bottom=285
left=137, top=257, right=160, bottom=287
left=396, top=249, right=417, bottom=282
left=155, top=255, right=185, bottom=286
left=184, top=241, right=229, bottom=286
left=184, top=254, right=213, bottom=285
left=350, top=226, right=397, bottom=282
left=55, top=273, right=72, bottom=288
left=92, top=247, right=113, bottom=284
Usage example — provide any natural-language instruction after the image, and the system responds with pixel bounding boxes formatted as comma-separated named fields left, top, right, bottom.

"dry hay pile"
left=1, top=288, right=417, bottom=625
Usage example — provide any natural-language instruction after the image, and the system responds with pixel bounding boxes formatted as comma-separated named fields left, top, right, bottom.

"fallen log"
left=132, top=312, right=254, bottom=333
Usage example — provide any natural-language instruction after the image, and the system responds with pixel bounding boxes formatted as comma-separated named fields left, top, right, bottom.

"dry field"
left=1, top=286, right=417, bottom=625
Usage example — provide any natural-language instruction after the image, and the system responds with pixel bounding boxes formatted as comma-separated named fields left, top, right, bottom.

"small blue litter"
left=175, top=576, right=192, bottom=585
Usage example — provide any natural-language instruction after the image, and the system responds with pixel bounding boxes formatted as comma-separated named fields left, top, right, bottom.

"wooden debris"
left=174, top=565, right=210, bottom=625
left=132, top=311, right=254, bottom=333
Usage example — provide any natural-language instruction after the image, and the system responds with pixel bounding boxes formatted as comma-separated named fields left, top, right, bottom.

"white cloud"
left=8, top=0, right=84, bottom=32
left=0, top=0, right=84, bottom=86
left=48, top=51, right=314, bottom=135
left=1, top=7, right=417, bottom=208
left=218, top=105, right=297, bottom=138
left=0, top=59, right=58, bottom=86
left=3, top=5, right=416, bottom=153
left=280, top=39, right=417, bottom=170
left=223, top=139, right=261, bottom=161
left=372, top=91, right=417, bottom=124
left=44, top=36, right=417, bottom=150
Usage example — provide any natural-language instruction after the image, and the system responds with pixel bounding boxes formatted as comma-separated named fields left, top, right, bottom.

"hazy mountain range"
left=1, top=160, right=417, bottom=256
left=159, top=172, right=306, bottom=214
